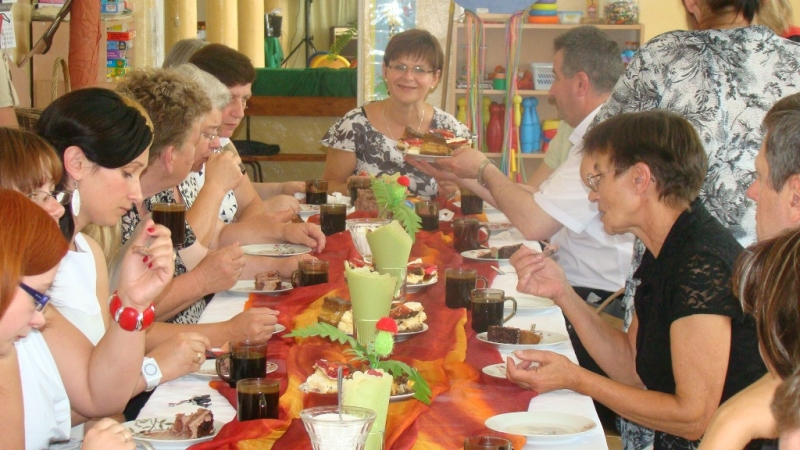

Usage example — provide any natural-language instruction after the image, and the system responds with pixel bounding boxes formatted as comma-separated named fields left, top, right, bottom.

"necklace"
left=383, top=103, right=425, bottom=141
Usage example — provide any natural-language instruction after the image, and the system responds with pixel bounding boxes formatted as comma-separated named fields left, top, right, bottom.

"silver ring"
left=195, top=352, right=202, bottom=363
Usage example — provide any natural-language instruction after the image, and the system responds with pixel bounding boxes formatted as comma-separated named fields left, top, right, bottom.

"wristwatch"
left=142, top=357, right=162, bottom=392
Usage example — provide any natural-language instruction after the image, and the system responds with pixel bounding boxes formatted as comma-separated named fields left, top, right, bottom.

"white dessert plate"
left=298, top=204, right=320, bottom=218
left=485, top=412, right=597, bottom=443
left=406, top=277, right=437, bottom=293
left=399, top=149, right=452, bottom=162
left=480, top=222, right=513, bottom=233
left=461, top=249, right=511, bottom=262
left=242, top=244, right=313, bottom=257
left=514, top=294, right=556, bottom=312
left=299, top=382, right=416, bottom=402
left=482, top=362, right=507, bottom=379
left=226, top=280, right=293, bottom=295
left=192, top=359, right=278, bottom=379
left=476, top=330, right=569, bottom=350
left=126, top=417, right=222, bottom=450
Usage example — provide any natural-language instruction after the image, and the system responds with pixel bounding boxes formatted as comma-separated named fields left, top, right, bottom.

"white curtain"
left=284, top=0, right=358, bottom=67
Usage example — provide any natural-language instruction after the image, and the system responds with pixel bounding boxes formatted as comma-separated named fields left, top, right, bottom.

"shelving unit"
left=446, top=15, right=643, bottom=172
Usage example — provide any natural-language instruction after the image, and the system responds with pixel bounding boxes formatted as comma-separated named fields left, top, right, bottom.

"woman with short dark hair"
left=321, top=29, right=471, bottom=197
left=508, top=110, right=766, bottom=450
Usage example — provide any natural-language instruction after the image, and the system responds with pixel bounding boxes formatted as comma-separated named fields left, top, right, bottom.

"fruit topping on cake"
left=406, top=260, right=438, bottom=285
left=479, top=243, right=523, bottom=259
left=317, top=296, right=351, bottom=327
left=254, top=271, right=282, bottom=290
left=305, top=359, right=352, bottom=394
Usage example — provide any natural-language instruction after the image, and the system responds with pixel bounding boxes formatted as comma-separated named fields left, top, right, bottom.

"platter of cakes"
left=406, top=261, right=438, bottom=293
left=476, top=325, right=568, bottom=350
left=396, top=127, right=469, bottom=162
left=462, top=244, right=524, bottom=262
left=299, top=359, right=416, bottom=402
left=127, top=409, right=220, bottom=449
left=242, top=243, right=313, bottom=257
left=226, top=272, right=293, bottom=295
left=318, top=296, right=428, bottom=342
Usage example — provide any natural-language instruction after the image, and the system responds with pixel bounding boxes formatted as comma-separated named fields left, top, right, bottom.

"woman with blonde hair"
left=756, top=0, right=800, bottom=41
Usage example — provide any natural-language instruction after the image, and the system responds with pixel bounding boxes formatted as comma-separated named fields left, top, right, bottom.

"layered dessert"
left=487, top=325, right=542, bottom=345
left=305, top=359, right=353, bottom=394
left=320, top=302, right=426, bottom=334
left=406, top=261, right=438, bottom=285
left=254, top=271, right=282, bottom=290
left=479, top=243, right=523, bottom=259
left=396, top=128, right=469, bottom=156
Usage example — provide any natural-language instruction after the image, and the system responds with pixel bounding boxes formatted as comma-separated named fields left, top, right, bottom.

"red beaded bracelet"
left=109, top=291, right=155, bottom=332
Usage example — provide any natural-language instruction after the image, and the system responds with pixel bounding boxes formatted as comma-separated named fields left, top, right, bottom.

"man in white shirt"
left=408, top=26, right=634, bottom=303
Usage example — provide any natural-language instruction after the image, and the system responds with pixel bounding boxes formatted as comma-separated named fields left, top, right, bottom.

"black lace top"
left=633, top=201, right=766, bottom=450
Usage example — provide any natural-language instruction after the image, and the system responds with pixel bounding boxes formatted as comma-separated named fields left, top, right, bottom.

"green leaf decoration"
left=371, top=175, right=422, bottom=242
left=285, top=322, right=359, bottom=348
left=374, top=360, right=432, bottom=405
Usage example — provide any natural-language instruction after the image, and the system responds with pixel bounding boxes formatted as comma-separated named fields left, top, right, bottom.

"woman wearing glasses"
left=507, top=111, right=766, bottom=450
left=0, top=189, right=150, bottom=450
left=321, top=29, right=471, bottom=197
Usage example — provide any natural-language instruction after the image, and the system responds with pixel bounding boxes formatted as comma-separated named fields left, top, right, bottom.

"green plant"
left=328, top=27, right=357, bottom=61
left=286, top=321, right=432, bottom=404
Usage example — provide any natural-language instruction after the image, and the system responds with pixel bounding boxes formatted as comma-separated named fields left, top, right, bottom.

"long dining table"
left=138, top=207, right=609, bottom=450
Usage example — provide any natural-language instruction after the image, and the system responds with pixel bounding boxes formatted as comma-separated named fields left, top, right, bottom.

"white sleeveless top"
left=49, top=233, right=104, bottom=345
left=16, top=331, right=71, bottom=449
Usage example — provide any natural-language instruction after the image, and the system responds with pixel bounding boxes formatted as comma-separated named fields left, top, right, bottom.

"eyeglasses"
left=586, top=172, right=607, bottom=192
left=200, top=131, right=220, bottom=141
left=27, top=190, right=72, bottom=205
left=19, top=282, right=50, bottom=312
left=387, top=63, right=435, bottom=76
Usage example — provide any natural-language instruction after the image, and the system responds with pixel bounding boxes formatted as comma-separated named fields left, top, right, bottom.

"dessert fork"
left=169, top=394, right=211, bottom=407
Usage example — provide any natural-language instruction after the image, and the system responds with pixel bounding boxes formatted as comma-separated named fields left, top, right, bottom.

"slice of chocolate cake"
left=480, top=244, right=524, bottom=259
left=487, top=325, right=520, bottom=344
left=389, top=302, right=426, bottom=332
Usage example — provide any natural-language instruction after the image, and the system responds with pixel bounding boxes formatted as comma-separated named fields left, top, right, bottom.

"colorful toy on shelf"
left=520, top=97, right=541, bottom=153
left=518, top=69, right=534, bottom=90
left=528, top=0, right=559, bottom=24
left=622, top=41, right=639, bottom=66
left=541, top=119, right=560, bottom=153
left=486, top=102, right=505, bottom=154
left=457, top=98, right=467, bottom=124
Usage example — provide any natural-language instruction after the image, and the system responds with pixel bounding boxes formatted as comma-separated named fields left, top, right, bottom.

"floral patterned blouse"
left=320, top=104, right=471, bottom=198
left=120, top=189, right=205, bottom=324
left=593, top=26, right=800, bottom=450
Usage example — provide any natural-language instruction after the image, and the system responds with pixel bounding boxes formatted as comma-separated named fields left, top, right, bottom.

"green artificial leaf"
left=392, top=204, right=422, bottom=243
left=285, top=322, right=359, bottom=348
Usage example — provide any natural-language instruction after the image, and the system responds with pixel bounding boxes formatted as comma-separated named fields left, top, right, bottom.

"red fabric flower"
left=376, top=317, right=398, bottom=334
left=397, top=175, right=410, bottom=187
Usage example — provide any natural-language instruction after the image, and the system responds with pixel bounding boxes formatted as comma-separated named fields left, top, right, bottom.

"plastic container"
left=557, top=11, right=583, bottom=24
left=531, top=63, right=555, bottom=91
left=604, top=0, right=639, bottom=24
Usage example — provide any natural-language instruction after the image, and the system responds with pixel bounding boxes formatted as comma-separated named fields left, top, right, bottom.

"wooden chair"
left=595, top=288, right=625, bottom=330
